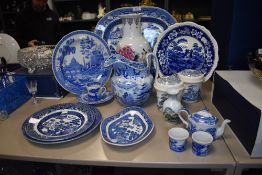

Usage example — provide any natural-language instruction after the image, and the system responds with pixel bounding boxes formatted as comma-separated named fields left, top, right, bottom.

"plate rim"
left=100, top=106, right=154, bottom=146
left=52, top=30, right=112, bottom=94
left=153, top=21, right=219, bottom=82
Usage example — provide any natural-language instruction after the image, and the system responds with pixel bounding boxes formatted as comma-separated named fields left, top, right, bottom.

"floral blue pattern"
left=100, top=106, right=154, bottom=146
left=52, top=30, right=112, bottom=94
left=155, top=22, right=218, bottom=81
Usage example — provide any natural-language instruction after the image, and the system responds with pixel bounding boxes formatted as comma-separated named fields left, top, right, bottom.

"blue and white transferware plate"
left=154, top=22, right=218, bottom=81
left=22, top=105, right=102, bottom=144
left=22, top=103, right=96, bottom=142
left=95, top=6, right=176, bottom=51
left=100, top=106, right=154, bottom=146
left=77, top=91, right=114, bottom=105
left=52, top=30, right=112, bottom=94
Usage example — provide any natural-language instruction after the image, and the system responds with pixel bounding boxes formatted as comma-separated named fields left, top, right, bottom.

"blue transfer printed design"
left=156, top=23, right=216, bottom=78
left=95, top=6, right=176, bottom=36
left=182, top=84, right=201, bottom=102
left=101, top=106, right=154, bottom=146
left=22, top=103, right=97, bottom=142
left=22, top=103, right=102, bottom=144
left=77, top=91, right=114, bottom=105
left=102, top=16, right=169, bottom=52
left=52, top=30, right=112, bottom=95
left=169, top=139, right=187, bottom=152
left=192, top=141, right=210, bottom=156
left=191, top=110, right=218, bottom=126
left=104, top=54, right=153, bottom=106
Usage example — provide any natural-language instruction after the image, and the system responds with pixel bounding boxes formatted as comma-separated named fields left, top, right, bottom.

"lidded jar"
left=178, top=69, right=204, bottom=103
left=117, top=13, right=151, bottom=62
left=154, top=74, right=184, bottom=110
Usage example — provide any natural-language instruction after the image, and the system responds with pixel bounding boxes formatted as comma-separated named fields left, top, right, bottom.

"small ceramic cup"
left=192, top=131, right=213, bottom=156
left=178, top=69, right=204, bottom=103
left=168, top=127, right=189, bottom=152
left=86, top=83, right=106, bottom=100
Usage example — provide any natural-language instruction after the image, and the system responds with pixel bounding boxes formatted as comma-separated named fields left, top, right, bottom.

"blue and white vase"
left=104, top=54, right=153, bottom=106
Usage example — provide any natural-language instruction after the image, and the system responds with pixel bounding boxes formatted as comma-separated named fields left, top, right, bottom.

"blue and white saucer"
left=77, top=91, right=114, bottom=105
left=154, top=22, right=218, bottom=81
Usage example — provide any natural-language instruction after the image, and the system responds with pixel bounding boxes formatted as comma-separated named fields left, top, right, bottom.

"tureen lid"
left=191, top=109, right=218, bottom=125
left=178, top=69, right=204, bottom=83
left=154, top=74, right=184, bottom=92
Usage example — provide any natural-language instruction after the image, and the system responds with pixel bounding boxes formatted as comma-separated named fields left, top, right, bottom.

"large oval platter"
left=22, top=103, right=97, bottom=143
left=100, top=106, right=154, bottom=146
left=52, top=30, right=112, bottom=94
left=95, top=6, right=176, bottom=51
left=154, top=22, right=218, bottom=81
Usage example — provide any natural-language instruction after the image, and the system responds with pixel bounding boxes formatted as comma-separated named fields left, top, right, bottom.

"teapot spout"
left=215, top=119, right=231, bottom=139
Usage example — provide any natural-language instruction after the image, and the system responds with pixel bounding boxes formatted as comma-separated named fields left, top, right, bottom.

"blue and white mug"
left=168, top=127, right=189, bottom=152
left=192, top=131, right=213, bottom=156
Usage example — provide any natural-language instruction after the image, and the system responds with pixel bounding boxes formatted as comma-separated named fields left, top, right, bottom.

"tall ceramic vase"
left=117, top=13, right=151, bottom=62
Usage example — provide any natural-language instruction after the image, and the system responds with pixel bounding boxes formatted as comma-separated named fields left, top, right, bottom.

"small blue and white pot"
left=168, top=127, right=189, bottom=152
left=192, top=131, right=213, bottom=156
left=178, top=69, right=204, bottom=103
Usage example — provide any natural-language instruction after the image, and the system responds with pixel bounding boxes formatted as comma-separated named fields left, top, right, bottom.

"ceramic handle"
left=178, top=109, right=190, bottom=128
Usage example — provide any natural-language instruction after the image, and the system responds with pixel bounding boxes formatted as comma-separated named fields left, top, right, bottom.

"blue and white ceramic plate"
left=95, top=6, right=176, bottom=51
left=22, top=105, right=102, bottom=144
left=77, top=91, right=114, bottom=105
left=154, top=22, right=218, bottom=81
left=52, top=30, right=112, bottom=94
left=22, top=103, right=97, bottom=143
left=100, top=106, right=154, bottom=146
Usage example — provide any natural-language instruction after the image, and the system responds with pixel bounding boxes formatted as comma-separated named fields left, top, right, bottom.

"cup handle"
left=100, top=87, right=106, bottom=96
left=178, top=108, right=190, bottom=128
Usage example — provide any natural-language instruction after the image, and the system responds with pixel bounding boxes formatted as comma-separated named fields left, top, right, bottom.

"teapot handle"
left=178, top=108, right=190, bottom=128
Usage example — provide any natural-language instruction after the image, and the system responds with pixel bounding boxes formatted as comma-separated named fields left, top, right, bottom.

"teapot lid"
left=154, top=74, right=184, bottom=92
left=178, top=69, right=204, bottom=83
left=192, top=110, right=218, bottom=125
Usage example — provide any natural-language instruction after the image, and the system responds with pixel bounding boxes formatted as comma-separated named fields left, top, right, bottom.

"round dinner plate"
left=52, top=30, right=112, bottom=95
left=154, top=22, right=218, bottom=81
left=0, top=33, right=20, bottom=63
left=22, top=103, right=97, bottom=142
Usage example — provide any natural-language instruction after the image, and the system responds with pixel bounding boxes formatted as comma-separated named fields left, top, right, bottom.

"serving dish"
left=95, top=6, right=176, bottom=50
left=52, top=30, right=112, bottom=94
left=101, top=106, right=154, bottom=146
left=154, top=22, right=218, bottom=81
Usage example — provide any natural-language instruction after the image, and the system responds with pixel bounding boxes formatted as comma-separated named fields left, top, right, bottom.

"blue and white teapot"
left=179, top=109, right=231, bottom=139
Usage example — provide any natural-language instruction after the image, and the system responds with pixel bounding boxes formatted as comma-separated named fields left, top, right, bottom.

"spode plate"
left=101, top=106, right=154, bottom=146
left=22, top=104, right=102, bottom=144
left=52, top=30, right=112, bottom=94
left=95, top=6, right=176, bottom=50
left=0, top=33, right=20, bottom=63
left=22, top=103, right=96, bottom=142
left=154, top=22, right=218, bottom=81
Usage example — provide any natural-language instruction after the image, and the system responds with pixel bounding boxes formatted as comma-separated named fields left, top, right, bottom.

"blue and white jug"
left=104, top=54, right=153, bottom=106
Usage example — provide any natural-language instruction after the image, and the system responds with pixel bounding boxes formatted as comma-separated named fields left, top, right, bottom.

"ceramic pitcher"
left=104, top=54, right=153, bottom=106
